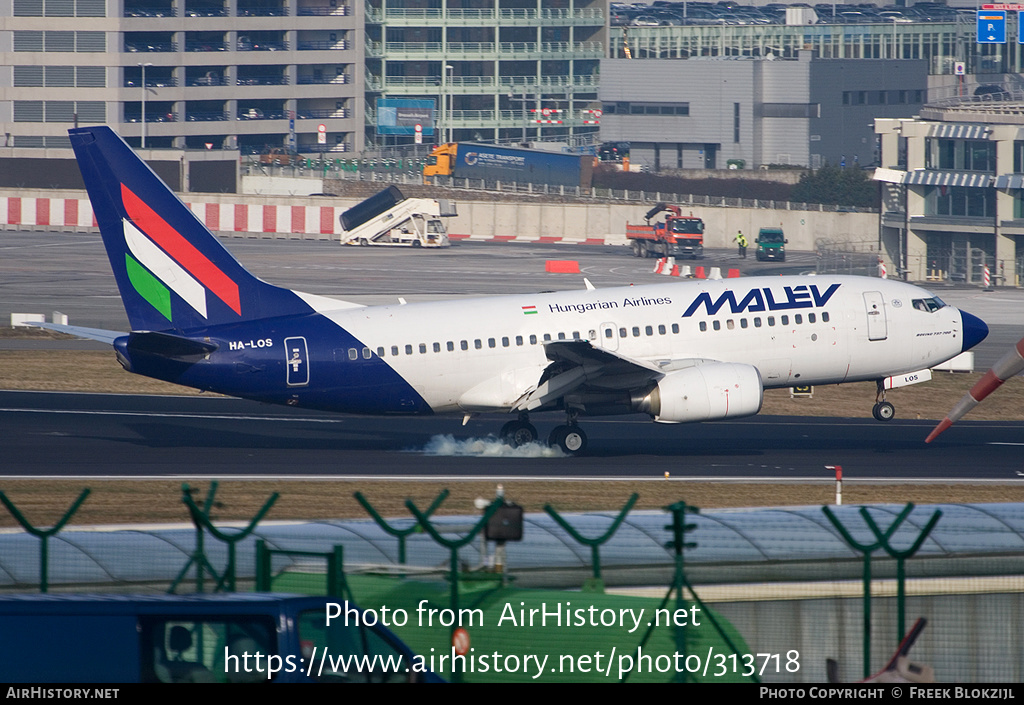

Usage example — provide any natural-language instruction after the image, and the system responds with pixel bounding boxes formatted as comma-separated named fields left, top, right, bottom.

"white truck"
left=339, top=185, right=456, bottom=248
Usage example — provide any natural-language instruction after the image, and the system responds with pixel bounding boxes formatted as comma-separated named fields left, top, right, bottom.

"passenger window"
left=461, top=340, right=468, bottom=351
left=557, top=332, right=566, bottom=340
left=433, top=342, right=440, bottom=353
left=781, top=315, right=789, bottom=326
left=362, top=347, right=371, bottom=359
left=754, top=318, right=761, bottom=328
left=543, top=333, right=551, bottom=342
left=405, top=344, right=413, bottom=355
left=632, top=327, right=640, bottom=337
left=391, top=345, right=399, bottom=356
left=419, top=343, right=427, bottom=354
left=712, top=320, right=721, bottom=331
left=572, top=331, right=580, bottom=340
left=822, top=312, right=830, bottom=323
left=530, top=334, right=537, bottom=344
left=808, top=313, right=816, bottom=323
left=588, top=330, right=597, bottom=340
left=474, top=339, right=482, bottom=349
left=376, top=346, right=385, bottom=357
left=516, top=336, right=523, bottom=346
left=645, top=326, right=653, bottom=336
left=348, top=348, right=357, bottom=361
left=794, top=314, right=802, bottom=325
left=447, top=341, right=454, bottom=351
left=502, top=337, right=509, bottom=347
left=726, top=320, right=734, bottom=330
left=658, top=324, right=666, bottom=335
left=604, top=328, right=613, bottom=338
left=619, top=327, right=627, bottom=337
left=767, top=317, right=775, bottom=327
left=671, top=323, right=679, bottom=334
left=740, top=319, right=748, bottom=329
left=488, top=338, right=496, bottom=348
left=699, top=321, right=707, bottom=332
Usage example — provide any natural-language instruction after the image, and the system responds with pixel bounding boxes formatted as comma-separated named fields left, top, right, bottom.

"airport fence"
left=1, top=485, right=1023, bottom=682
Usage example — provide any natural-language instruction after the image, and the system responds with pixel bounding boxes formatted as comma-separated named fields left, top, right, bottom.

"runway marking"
left=2, top=475, right=1021, bottom=483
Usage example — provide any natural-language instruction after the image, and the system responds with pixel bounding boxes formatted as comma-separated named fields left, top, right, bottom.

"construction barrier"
left=544, top=260, right=580, bottom=273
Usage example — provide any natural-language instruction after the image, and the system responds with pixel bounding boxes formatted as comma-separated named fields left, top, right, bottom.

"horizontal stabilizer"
left=125, top=331, right=219, bottom=359
left=25, top=322, right=124, bottom=345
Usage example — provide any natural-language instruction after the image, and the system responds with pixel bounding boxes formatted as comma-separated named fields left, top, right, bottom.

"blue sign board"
left=376, top=99, right=435, bottom=136
left=977, top=10, right=1007, bottom=43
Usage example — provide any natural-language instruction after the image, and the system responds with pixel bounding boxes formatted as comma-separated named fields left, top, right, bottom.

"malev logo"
left=682, top=284, right=840, bottom=317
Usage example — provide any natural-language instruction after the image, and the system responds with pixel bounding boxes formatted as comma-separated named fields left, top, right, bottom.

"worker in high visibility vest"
left=734, top=230, right=748, bottom=259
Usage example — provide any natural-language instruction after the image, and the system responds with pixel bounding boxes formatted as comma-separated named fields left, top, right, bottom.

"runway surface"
left=2, top=390, right=1022, bottom=480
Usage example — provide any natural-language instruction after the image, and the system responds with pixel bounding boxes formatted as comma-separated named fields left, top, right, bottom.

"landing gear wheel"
left=500, top=420, right=538, bottom=447
left=548, top=425, right=588, bottom=456
left=872, top=401, right=895, bottom=421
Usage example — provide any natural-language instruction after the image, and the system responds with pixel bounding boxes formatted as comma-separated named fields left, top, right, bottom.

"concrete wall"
left=0, top=187, right=876, bottom=252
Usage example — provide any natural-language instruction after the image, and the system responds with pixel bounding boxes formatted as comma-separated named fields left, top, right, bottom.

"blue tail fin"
left=69, top=126, right=311, bottom=332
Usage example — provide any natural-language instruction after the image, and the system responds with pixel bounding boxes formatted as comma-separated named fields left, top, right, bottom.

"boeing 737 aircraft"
left=54, top=126, right=989, bottom=455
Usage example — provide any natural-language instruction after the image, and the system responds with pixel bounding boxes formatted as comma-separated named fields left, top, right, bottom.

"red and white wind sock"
left=926, top=337, right=1024, bottom=442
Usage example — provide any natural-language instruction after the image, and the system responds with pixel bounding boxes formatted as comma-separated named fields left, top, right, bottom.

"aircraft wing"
left=514, top=340, right=691, bottom=411
left=25, top=322, right=125, bottom=345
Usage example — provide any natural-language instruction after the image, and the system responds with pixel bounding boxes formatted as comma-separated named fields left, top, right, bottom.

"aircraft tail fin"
left=69, top=126, right=312, bottom=332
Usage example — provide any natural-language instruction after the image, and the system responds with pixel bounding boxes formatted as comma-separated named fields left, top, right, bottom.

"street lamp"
left=138, top=62, right=153, bottom=148
left=444, top=64, right=454, bottom=144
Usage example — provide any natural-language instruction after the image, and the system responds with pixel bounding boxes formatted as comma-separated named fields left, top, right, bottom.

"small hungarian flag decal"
left=522, top=305, right=537, bottom=315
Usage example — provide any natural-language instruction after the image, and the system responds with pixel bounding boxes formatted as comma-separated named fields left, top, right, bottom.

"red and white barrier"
left=877, top=257, right=887, bottom=279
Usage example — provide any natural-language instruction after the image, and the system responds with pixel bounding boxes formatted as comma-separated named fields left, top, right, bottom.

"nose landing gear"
left=872, top=380, right=896, bottom=421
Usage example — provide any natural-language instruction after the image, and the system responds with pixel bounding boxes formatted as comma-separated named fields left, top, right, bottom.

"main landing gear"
left=872, top=380, right=895, bottom=421
left=499, top=411, right=588, bottom=456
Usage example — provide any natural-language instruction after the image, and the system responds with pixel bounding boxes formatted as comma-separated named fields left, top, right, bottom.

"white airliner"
left=52, top=126, right=989, bottom=455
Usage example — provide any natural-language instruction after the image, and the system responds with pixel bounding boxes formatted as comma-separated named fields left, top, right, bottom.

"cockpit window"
left=912, top=298, right=945, bottom=313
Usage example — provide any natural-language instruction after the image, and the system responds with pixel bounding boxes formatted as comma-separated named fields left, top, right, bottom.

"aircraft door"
left=863, top=292, right=888, bottom=341
left=598, top=322, right=619, bottom=351
left=285, top=336, right=309, bottom=387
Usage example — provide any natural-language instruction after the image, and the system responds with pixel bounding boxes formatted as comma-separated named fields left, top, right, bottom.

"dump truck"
left=755, top=227, right=787, bottom=261
left=339, top=185, right=455, bottom=248
left=625, top=203, right=704, bottom=259
left=423, top=142, right=593, bottom=189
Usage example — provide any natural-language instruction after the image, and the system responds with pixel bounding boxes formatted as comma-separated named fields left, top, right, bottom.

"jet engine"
left=634, top=362, right=763, bottom=423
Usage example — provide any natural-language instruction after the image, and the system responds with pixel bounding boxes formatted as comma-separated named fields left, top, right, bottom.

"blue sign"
left=977, top=10, right=1006, bottom=44
left=376, top=99, right=435, bottom=136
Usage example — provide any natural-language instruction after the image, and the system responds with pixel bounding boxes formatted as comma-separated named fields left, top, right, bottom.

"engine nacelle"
left=635, top=363, right=763, bottom=423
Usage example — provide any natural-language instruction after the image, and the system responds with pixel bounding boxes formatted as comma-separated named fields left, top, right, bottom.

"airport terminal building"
left=876, top=103, right=1024, bottom=286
